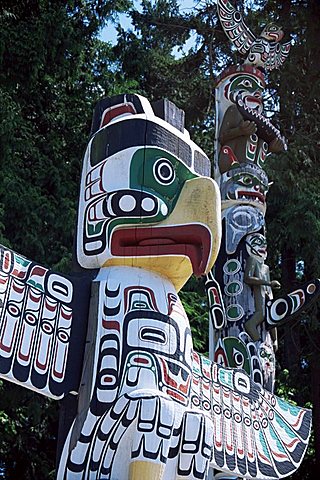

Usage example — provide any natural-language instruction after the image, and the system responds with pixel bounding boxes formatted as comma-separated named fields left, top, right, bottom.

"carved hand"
left=238, top=119, right=257, bottom=136
left=270, top=280, right=281, bottom=290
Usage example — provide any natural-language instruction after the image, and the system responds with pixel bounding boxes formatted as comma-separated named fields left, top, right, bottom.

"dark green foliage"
left=0, top=0, right=319, bottom=477
left=180, top=277, right=209, bottom=353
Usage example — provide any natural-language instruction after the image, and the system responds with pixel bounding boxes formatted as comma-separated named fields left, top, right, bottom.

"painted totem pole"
left=0, top=91, right=312, bottom=479
left=206, top=0, right=320, bottom=397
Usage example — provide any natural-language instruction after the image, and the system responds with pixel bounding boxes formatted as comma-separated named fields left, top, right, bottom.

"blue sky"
left=100, top=0, right=200, bottom=50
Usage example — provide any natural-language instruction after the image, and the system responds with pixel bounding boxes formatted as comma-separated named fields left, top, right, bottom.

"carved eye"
left=239, top=79, right=253, bottom=89
left=153, top=159, right=175, bottom=185
left=233, top=350, right=244, bottom=367
left=247, top=53, right=256, bottom=63
left=240, top=175, right=253, bottom=186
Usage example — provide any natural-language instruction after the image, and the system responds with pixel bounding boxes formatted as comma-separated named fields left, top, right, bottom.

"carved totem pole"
left=206, top=0, right=320, bottom=398
left=0, top=4, right=315, bottom=479
left=0, top=92, right=312, bottom=479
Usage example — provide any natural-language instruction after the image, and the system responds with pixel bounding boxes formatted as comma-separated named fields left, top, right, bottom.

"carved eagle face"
left=76, top=94, right=221, bottom=290
left=260, top=23, right=284, bottom=42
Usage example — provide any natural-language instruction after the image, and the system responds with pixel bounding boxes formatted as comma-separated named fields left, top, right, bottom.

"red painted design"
left=100, top=104, right=136, bottom=128
left=102, top=319, right=120, bottom=331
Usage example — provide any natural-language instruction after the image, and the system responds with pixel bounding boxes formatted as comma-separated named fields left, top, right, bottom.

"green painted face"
left=106, top=147, right=197, bottom=240
left=130, top=147, right=196, bottom=208
left=228, top=74, right=264, bottom=96
left=223, top=337, right=251, bottom=373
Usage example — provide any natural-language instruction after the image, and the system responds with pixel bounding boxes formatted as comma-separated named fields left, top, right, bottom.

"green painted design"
left=26, top=280, right=45, bottom=292
left=277, top=398, right=300, bottom=416
left=257, top=142, right=268, bottom=168
left=246, top=135, right=258, bottom=162
left=226, top=304, right=244, bottom=321
left=259, top=430, right=272, bottom=461
left=274, top=412, right=296, bottom=439
left=223, top=259, right=241, bottom=274
left=229, top=74, right=264, bottom=96
left=269, top=419, right=292, bottom=451
left=218, top=368, right=233, bottom=389
left=225, top=281, right=242, bottom=295
left=88, top=221, right=104, bottom=236
left=223, top=337, right=250, bottom=373
left=16, top=256, right=31, bottom=268
left=130, top=148, right=196, bottom=208
left=104, top=147, right=197, bottom=243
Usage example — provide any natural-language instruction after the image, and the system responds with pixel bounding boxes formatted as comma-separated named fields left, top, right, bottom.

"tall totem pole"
left=207, top=0, right=320, bottom=397
left=0, top=3, right=315, bottom=480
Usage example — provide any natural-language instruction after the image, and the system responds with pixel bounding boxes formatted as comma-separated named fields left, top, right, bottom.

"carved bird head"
left=76, top=94, right=221, bottom=290
left=260, top=23, right=284, bottom=42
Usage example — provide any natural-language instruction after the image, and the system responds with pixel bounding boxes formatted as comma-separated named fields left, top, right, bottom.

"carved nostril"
left=119, top=195, right=136, bottom=212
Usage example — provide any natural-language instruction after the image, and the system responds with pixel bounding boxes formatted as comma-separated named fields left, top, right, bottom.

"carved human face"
left=226, top=73, right=264, bottom=114
left=258, top=341, right=275, bottom=390
left=245, top=233, right=267, bottom=261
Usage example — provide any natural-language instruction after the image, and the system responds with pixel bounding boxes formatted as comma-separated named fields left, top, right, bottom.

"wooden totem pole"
left=207, top=0, right=320, bottom=394
left=0, top=92, right=313, bottom=479
left=0, top=5, right=316, bottom=476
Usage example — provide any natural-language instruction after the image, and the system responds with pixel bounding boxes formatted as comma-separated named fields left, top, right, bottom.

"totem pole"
left=0, top=93, right=313, bottom=479
left=206, top=0, right=320, bottom=397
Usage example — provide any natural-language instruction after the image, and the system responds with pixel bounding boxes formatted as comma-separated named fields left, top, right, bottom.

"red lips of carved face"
left=245, top=95, right=262, bottom=109
left=111, top=224, right=211, bottom=276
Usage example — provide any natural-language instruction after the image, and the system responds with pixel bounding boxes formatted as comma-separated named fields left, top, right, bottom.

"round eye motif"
left=233, top=351, right=244, bottom=367
left=153, top=158, right=175, bottom=185
left=240, top=79, right=253, bottom=89
left=240, top=175, right=253, bottom=186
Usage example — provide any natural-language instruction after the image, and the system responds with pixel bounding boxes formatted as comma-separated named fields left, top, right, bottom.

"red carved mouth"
left=245, top=96, right=262, bottom=109
left=111, top=224, right=211, bottom=276
left=237, top=190, right=265, bottom=204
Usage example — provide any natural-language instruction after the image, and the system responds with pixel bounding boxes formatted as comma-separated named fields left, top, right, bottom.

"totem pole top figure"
left=76, top=94, right=221, bottom=291
left=217, top=0, right=291, bottom=71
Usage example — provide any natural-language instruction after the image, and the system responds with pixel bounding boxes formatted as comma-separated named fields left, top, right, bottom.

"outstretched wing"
left=0, top=245, right=91, bottom=399
left=192, top=352, right=311, bottom=479
left=265, top=41, right=291, bottom=71
left=217, top=0, right=256, bottom=55
left=266, top=278, right=320, bottom=327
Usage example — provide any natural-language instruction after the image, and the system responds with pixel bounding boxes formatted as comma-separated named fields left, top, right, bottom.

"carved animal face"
left=260, top=23, right=284, bottom=42
left=226, top=73, right=264, bottom=114
left=220, top=163, right=269, bottom=208
left=76, top=95, right=221, bottom=290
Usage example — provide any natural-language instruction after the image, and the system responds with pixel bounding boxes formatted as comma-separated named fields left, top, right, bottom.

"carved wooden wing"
left=0, top=245, right=91, bottom=399
left=192, top=352, right=311, bottom=479
left=266, top=278, right=320, bottom=328
left=265, top=41, right=291, bottom=71
left=217, top=0, right=256, bottom=55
